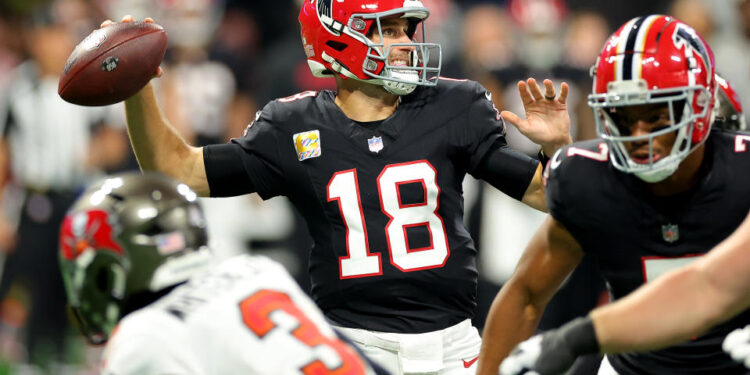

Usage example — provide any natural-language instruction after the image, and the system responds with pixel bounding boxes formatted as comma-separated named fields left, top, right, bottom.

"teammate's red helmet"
left=588, top=15, right=716, bottom=182
left=298, top=0, right=441, bottom=95
left=714, top=73, right=746, bottom=131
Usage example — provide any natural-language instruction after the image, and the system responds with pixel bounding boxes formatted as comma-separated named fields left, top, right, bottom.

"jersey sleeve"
left=473, top=143, right=539, bottom=200
left=461, top=82, right=508, bottom=170
left=545, top=148, right=569, bottom=221
left=545, top=142, right=603, bottom=245
left=101, top=318, right=189, bottom=375
left=203, top=103, right=287, bottom=199
left=458, top=81, right=539, bottom=200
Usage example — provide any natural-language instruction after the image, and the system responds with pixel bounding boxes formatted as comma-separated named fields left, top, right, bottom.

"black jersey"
left=203, top=78, right=538, bottom=333
left=547, top=130, right=750, bottom=374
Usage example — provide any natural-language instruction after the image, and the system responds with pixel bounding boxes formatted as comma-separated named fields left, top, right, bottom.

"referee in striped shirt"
left=0, top=9, right=129, bottom=367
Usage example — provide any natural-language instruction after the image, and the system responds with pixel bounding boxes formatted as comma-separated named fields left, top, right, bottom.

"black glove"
left=499, top=317, right=600, bottom=375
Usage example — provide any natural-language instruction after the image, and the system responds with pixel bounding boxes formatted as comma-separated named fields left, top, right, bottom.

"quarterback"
left=101, top=0, right=571, bottom=373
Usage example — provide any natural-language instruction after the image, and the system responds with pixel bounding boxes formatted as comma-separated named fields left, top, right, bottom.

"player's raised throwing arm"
left=124, top=81, right=209, bottom=196
left=476, top=216, right=583, bottom=375
left=114, top=16, right=210, bottom=196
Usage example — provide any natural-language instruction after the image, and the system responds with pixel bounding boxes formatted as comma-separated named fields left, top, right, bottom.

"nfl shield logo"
left=662, top=224, right=679, bottom=243
left=368, top=136, right=384, bottom=153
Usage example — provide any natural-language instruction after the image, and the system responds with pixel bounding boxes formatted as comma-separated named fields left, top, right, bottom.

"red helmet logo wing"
left=60, top=209, right=124, bottom=260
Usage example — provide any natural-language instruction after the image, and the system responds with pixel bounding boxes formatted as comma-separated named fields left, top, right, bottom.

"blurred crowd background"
left=0, top=0, right=747, bottom=373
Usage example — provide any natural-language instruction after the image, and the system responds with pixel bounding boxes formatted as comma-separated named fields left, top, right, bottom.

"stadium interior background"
left=0, top=0, right=747, bottom=373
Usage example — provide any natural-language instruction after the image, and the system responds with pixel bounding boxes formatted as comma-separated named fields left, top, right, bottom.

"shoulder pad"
left=545, top=140, right=612, bottom=221
left=276, top=90, right=319, bottom=104
left=435, top=77, right=480, bottom=95
left=548, top=140, right=609, bottom=175
left=254, top=91, right=321, bottom=127
left=720, top=131, right=750, bottom=153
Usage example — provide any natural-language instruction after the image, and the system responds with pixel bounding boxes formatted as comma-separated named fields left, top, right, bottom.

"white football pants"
left=335, top=319, right=482, bottom=375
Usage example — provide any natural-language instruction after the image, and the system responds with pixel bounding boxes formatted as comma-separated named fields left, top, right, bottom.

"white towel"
left=398, top=330, right=444, bottom=374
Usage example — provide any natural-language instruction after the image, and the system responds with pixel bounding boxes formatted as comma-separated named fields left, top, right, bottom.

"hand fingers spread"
left=527, top=78, right=544, bottom=101
left=501, top=110, right=523, bottom=129
left=543, top=79, right=556, bottom=100
left=518, top=81, right=534, bottom=106
left=559, top=82, right=570, bottom=104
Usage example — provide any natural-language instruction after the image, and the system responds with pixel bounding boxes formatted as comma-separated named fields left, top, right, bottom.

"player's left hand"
left=499, top=335, right=543, bottom=375
left=723, top=325, right=750, bottom=369
left=501, top=78, right=572, bottom=157
left=499, top=330, right=577, bottom=375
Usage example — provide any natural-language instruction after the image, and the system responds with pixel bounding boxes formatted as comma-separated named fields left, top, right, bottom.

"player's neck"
left=646, top=143, right=706, bottom=197
left=334, top=77, right=400, bottom=122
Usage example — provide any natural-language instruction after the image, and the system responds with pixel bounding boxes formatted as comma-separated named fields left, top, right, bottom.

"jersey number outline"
left=734, top=135, right=750, bottom=152
left=279, top=91, right=318, bottom=103
left=240, top=289, right=366, bottom=375
left=327, top=160, right=450, bottom=279
left=641, top=254, right=702, bottom=283
left=567, top=143, right=609, bottom=161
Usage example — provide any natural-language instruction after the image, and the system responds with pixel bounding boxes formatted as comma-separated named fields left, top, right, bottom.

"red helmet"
left=588, top=15, right=716, bottom=182
left=298, top=0, right=441, bottom=95
left=714, top=73, right=746, bottom=131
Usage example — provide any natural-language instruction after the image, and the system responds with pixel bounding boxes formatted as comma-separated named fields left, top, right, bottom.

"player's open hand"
left=502, top=78, right=572, bottom=156
left=499, top=335, right=544, bottom=375
left=99, top=15, right=163, bottom=78
left=499, top=329, right=579, bottom=375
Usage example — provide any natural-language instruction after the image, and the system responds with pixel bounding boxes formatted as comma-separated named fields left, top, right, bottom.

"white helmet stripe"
left=620, top=16, right=647, bottom=81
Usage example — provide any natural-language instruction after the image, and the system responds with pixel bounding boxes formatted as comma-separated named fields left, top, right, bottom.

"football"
left=58, top=21, right=167, bottom=106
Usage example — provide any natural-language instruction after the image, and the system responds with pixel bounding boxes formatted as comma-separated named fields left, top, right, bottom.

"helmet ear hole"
left=326, top=41, right=348, bottom=52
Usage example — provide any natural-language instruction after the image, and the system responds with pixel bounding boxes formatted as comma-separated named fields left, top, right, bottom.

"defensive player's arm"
left=592, top=211, right=750, bottom=353
left=476, top=216, right=583, bottom=375
left=124, top=82, right=209, bottom=196
left=101, top=320, right=189, bottom=375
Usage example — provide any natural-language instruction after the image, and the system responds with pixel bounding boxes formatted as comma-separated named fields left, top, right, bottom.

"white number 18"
left=327, top=160, right=449, bottom=279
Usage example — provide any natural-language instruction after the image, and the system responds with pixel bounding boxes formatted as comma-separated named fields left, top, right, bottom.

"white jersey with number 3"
left=101, top=255, right=374, bottom=375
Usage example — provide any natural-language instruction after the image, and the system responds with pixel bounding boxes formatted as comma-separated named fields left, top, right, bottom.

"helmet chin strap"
left=634, top=161, right=679, bottom=183
left=383, top=69, right=418, bottom=95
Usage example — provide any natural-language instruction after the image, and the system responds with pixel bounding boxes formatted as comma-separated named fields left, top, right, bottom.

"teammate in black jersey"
left=100, top=0, right=571, bottom=373
left=497, top=208, right=750, bottom=375
left=496, top=74, right=750, bottom=375
left=479, top=15, right=750, bottom=375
